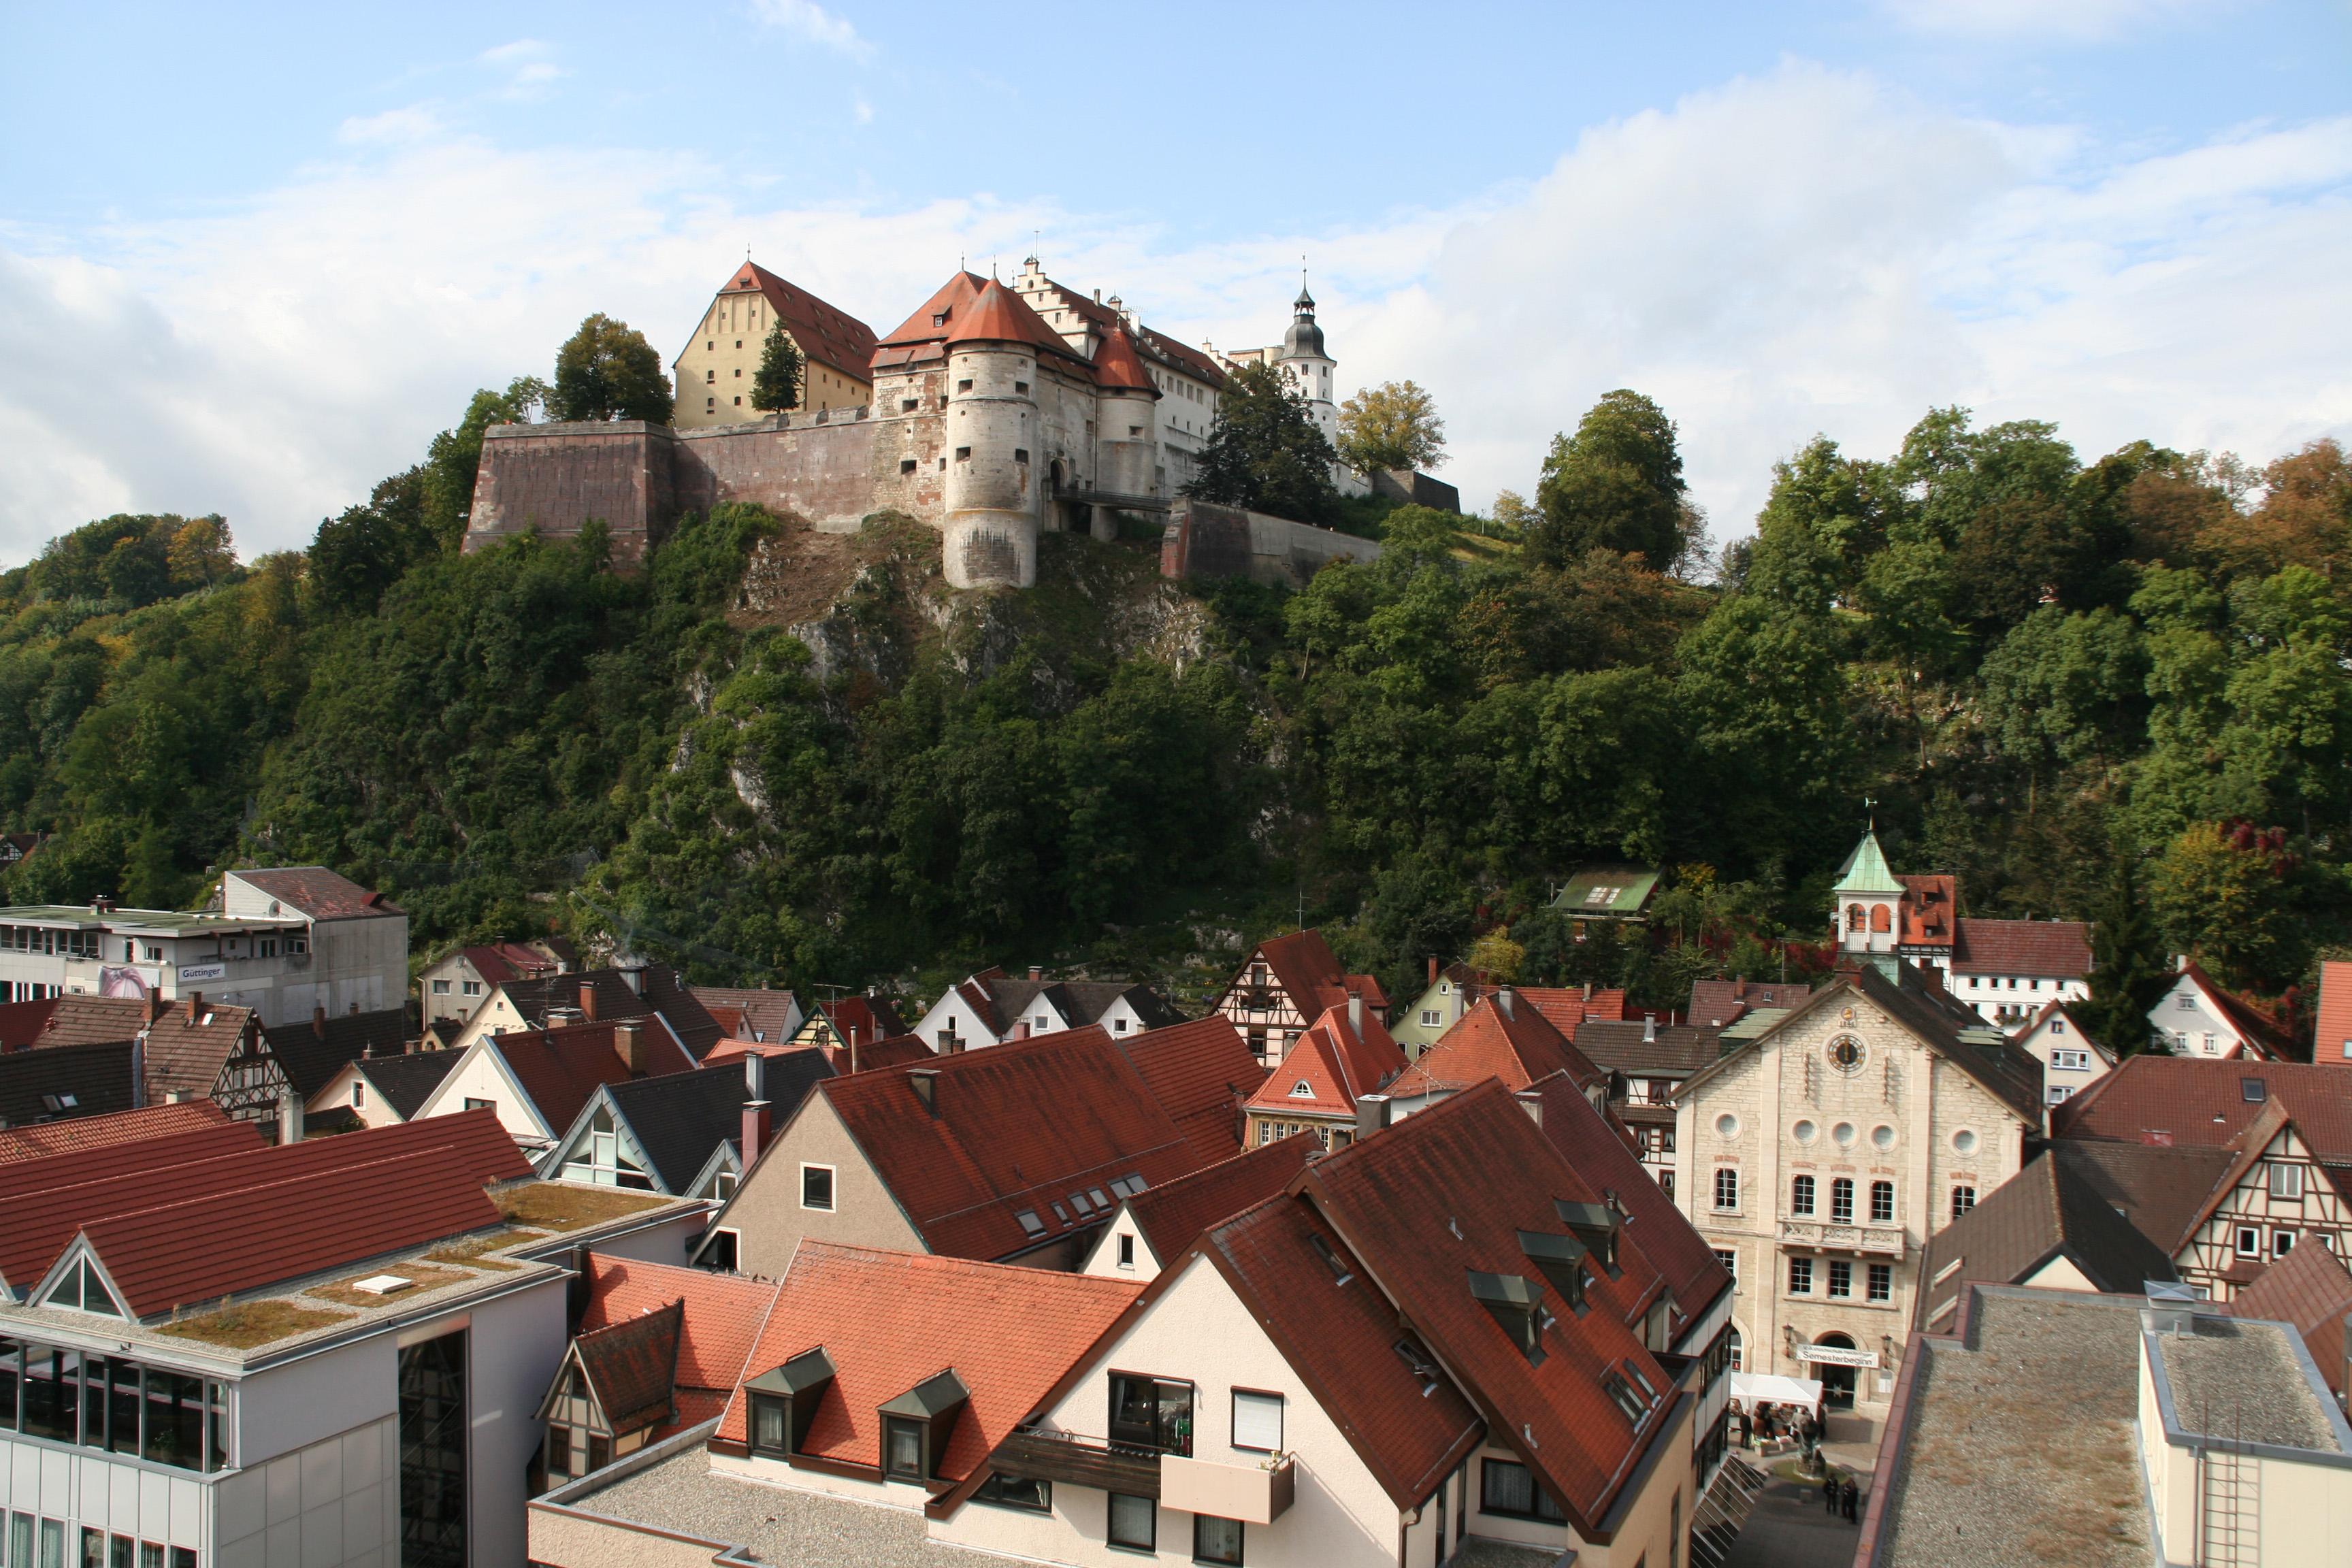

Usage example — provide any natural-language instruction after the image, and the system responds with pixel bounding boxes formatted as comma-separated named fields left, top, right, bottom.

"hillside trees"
left=551, top=314, right=674, bottom=425
left=1529, top=391, right=1690, bottom=573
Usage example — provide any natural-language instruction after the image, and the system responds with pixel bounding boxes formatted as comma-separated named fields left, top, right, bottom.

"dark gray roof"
left=263, top=1007, right=411, bottom=1098
left=974, top=977, right=1187, bottom=1034
left=1571, top=1020, right=1722, bottom=1077
left=600, top=1052, right=835, bottom=1193
left=2045, top=1138, right=2234, bottom=1254
left=1854, top=964, right=2046, bottom=1120
left=1915, top=1152, right=2178, bottom=1330
left=499, top=964, right=724, bottom=1060
left=350, top=1049, right=466, bottom=1120
left=0, top=1039, right=138, bottom=1127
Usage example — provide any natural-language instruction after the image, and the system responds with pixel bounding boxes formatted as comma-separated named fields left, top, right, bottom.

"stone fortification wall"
left=466, top=421, right=675, bottom=568
left=1160, top=498, right=1382, bottom=589
left=672, top=414, right=877, bottom=533
left=1370, top=468, right=1462, bottom=513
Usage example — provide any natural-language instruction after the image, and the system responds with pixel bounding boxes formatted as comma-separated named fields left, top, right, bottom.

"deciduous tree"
left=1529, top=391, right=1687, bottom=573
left=551, top=315, right=674, bottom=425
left=1338, top=380, right=1446, bottom=474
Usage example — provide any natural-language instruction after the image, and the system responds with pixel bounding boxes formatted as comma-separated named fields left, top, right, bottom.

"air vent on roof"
left=1394, top=1337, right=1442, bottom=1396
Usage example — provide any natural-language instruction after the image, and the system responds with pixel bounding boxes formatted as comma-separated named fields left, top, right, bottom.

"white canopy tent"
left=1730, top=1372, right=1823, bottom=1405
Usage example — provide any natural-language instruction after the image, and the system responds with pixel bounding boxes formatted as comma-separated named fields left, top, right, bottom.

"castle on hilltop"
left=464, top=257, right=1418, bottom=589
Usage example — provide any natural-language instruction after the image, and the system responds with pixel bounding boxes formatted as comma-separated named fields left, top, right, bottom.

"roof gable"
left=263, top=1007, right=410, bottom=1098
left=227, top=868, right=402, bottom=921
left=350, top=1049, right=466, bottom=1120
left=475, top=1019, right=698, bottom=1139
left=2176, top=962, right=2295, bottom=1057
left=708, top=261, right=880, bottom=380
left=2052, top=1056, right=2352, bottom=1160
left=1121, top=1135, right=1320, bottom=1265
left=1243, top=1004, right=1403, bottom=1117
left=1113, top=1015, right=1264, bottom=1162
left=1832, top=831, right=1902, bottom=896
left=579, top=1255, right=781, bottom=1396
left=1914, top=1154, right=2176, bottom=1328
left=571, top=1299, right=685, bottom=1435
left=1391, top=996, right=1600, bottom=1099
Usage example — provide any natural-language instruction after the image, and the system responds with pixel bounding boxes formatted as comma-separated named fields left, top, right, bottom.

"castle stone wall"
left=673, top=415, right=877, bottom=532
left=1160, top=499, right=1382, bottom=589
left=467, top=421, right=674, bottom=568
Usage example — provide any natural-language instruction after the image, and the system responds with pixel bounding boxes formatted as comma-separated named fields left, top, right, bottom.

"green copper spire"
left=1833, top=827, right=1903, bottom=898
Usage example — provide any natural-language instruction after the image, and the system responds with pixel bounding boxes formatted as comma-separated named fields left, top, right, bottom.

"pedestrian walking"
left=1823, top=1472, right=1840, bottom=1514
left=1842, top=1477, right=1859, bottom=1522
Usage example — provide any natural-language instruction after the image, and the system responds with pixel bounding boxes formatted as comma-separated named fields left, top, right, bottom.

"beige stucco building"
left=672, top=262, right=877, bottom=427
left=1671, top=964, right=2044, bottom=1411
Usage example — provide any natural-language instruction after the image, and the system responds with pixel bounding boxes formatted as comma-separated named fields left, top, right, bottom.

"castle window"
left=958, top=379, right=973, bottom=393
left=734, top=368, right=742, bottom=377
left=1013, top=449, right=1029, bottom=464
left=734, top=397, right=741, bottom=405
left=902, top=399, right=918, bottom=412
left=955, top=447, right=971, bottom=461
left=736, top=340, right=742, bottom=349
left=900, top=460, right=917, bottom=474
left=706, top=370, right=715, bottom=382
left=707, top=341, right=714, bottom=350
left=1015, top=382, right=1029, bottom=394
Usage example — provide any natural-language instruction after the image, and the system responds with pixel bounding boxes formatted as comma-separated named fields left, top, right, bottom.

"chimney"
left=1514, top=1088, right=1544, bottom=1127
left=278, top=1092, right=304, bottom=1146
left=312, top=1004, right=326, bottom=1040
left=909, top=1068, right=941, bottom=1117
left=184, top=992, right=203, bottom=1022
left=579, top=981, right=598, bottom=1022
left=1347, top=987, right=1364, bottom=1037
left=1011, top=1021, right=1030, bottom=1041
left=129, top=1034, right=146, bottom=1109
left=1029, top=966, right=1044, bottom=982
left=740, top=1100, right=771, bottom=1168
left=847, top=1023, right=860, bottom=1075
left=745, top=1050, right=766, bottom=1100
left=615, top=1020, right=647, bottom=1075
left=1428, top=956, right=1439, bottom=987
left=1496, top=986, right=1516, bottom=1021
left=1354, top=1094, right=1392, bottom=1141
left=1643, top=1013, right=1656, bottom=1043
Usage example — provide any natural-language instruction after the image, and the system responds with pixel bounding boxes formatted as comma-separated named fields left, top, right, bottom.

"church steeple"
left=1833, top=811, right=1906, bottom=974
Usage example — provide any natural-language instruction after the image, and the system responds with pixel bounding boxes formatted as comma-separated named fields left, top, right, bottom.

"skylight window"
left=44, top=1257, right=122, bottom=1317
left=1394, top=1337, right=1442, bottom=1396
left=1308, top=1233, right=1354, bottom=1286
left=1015, top=1209, right=1046, bottom=1238
left=2242, top=1078, right=2268, bottom=1103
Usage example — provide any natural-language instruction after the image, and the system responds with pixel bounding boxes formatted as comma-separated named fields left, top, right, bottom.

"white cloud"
left=1876, top=0, right=2239, bottom=41
left=747, top=0, right=871, bottom=59
left=1, top=60, right=2345, bottom=566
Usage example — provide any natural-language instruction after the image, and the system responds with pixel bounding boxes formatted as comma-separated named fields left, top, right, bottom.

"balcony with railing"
left=991, top=1427, right=1162, bottom=1497
left=1160, top=1452, right=1296, bottom=1525
left=1777, top=1217, right=1906, bottom=1255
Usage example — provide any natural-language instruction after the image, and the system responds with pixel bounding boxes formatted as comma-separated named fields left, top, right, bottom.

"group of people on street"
left=1729, top=1398, right=1823, bottom=1457
left=1822, top=1471, right=1861, bottom=1522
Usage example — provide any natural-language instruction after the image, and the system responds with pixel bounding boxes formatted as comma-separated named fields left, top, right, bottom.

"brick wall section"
left=672, top=416, right=877, bottom=530
left=467, top=422, right=674, bottom=568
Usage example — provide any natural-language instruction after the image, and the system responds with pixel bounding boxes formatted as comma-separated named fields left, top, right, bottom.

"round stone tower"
left=941, top=281, right=1043, bottom=589
left=1091, top=323, right=1160, bottom=512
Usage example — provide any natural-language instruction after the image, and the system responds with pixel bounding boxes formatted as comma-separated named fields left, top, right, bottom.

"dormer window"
left=1556, top=1199, right=1624, bottom=1279
left=43, top=1256, right=122, bottom=1317
left=1288, top=1080, right=1313, bottom=1098
left=879, top=1370, right=970, bottom=1481
left=1469, top=1272, right=1550, bottom=1364
left=745, top=1348, right=836, bottom=1458
left=1516, top=1230, right=1592, bottom=1316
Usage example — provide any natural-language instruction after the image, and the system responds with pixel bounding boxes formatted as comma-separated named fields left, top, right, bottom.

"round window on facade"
left=1953, top=1129, right=1980, bottom=1156
left=1832, top=1122, right=1857, bottom=1148
left=1716, top=1113, right=1741, bottom=1140
left=1793, top=1119, right=1818, bottom=1145
left=1872, top=1125, right=1897, bottom=1151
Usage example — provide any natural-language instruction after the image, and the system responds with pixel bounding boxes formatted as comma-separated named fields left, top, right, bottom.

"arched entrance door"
left=1814, top=1333, right=1858, bottom=1411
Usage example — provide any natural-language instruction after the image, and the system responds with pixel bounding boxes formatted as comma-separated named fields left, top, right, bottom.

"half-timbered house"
left=1208, top=929, right=1387, bottom=1068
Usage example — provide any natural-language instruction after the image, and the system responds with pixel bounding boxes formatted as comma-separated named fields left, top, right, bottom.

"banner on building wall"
left=1795, top=1344, right=1880, bottom=1369
left=99, top=966, right=150, bottom=998
left=178, top=961, right=227, bottom=983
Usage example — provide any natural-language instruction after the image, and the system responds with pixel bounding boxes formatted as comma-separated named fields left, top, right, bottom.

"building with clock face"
left=1669, top=963, right=2044, bottom=1414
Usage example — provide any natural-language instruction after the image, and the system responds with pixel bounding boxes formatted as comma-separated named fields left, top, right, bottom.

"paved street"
left=1721, top=1414, right=1878, bottom=1567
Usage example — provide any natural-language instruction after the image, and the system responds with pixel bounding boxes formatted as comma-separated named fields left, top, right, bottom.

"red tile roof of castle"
left=481, top=1020, right=698, bottom=1138
left=1111, top=1015, right=1266, bottom=1164
left=1296, top=1081, right=1683, bottom=1533
left=1090, top=325, right=1156, bottom=392
left=1950, top=917, right=2093, bottom=978
left=1522, top=1071, right=1733, bottom=1335
left=1243, top=1002, right=1405, bottom=1121
left=1388, top=994, right=1603, bottom=1099
left=577, top=1255, right=782, bottom=1435
left=2051, top=1056, right=2352, bottom=1158
left=1115, top=1134, right=1319, bottom=1265
left=233, top=867, right=404, bottom=921
left=874, top=273, right=1092, bottom=374
left=1, top=1111, right=528, bottom=1316
left=0, top=1100, right=233, bottom=1164
left=715, top=1241, right=1143, bottom=1480
left=819, top=1024, right=1235, bottom=1260
left=2317, top=960, right=2352, bottom=1068
left=716, top=261, right=880, bottom=382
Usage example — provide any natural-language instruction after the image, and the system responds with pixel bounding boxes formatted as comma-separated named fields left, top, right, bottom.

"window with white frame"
left=2273, top=1229, right=2296, bottom=1257
left=1714, top=1167, right=1740, bottom=1211
left=1788, top=1256, right=1813, bottom=1294
left=801, top=1163, right=836, bottom=1211
left=2270, top=1163, right=2304, bottom=1200
left=2047, top=1085, right=2076, bottom=1105
left=1231, top=1389, right=1283, bottom=1452
left=2051, top=1049, right=2090, bottom=1071
left=2236, top=1226, right=2261, bottom=1257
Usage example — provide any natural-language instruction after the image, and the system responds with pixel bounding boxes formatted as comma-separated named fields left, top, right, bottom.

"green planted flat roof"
left=0, top=905, right=282, bottom=932
left=1550, top=864, right=1661, bottom=916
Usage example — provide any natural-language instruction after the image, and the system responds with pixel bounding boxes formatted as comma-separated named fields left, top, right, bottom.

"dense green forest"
left=2, top=365, right=2347, bottom=1054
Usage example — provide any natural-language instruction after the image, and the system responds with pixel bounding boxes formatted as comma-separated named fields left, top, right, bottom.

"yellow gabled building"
left=673, top=261, right=879, bottom=427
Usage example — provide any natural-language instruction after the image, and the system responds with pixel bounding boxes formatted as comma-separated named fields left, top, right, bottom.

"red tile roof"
left=1300, top=1081, right=1682, bottom=1533
left=943, top=278, right=1073, bottom=357
left=690, top=987, right=801, bottom=1044
left=875, top=271, right=987, bottom=352
left=573, top=1300, right=684, bottom=1434
left=1520, top=987, right=1627, bottom=1030
left=0, top=996, right=146, bottom=1051
left=819, top=1025, right=1230, bottom=1260
left=1198, top=1194, right=1485, bottom=1507
left=1388, top=995, right=1603, bottom=1100
left=462, top=943, right=566, bottom=985
left=2051, top=1055, right=2352, bottom=1158
left=1118, top=1135, right=1318, bottom=1265
left=809, top=994, right=910, bottom=1041
left=3, top=1111, right=528, bottom=1316
left=496, top=966, right=726, bottom=1060
left=717, top=261, right=880, bottom=382
left=1522, top=1071, right=1733, bottom=1335
left=0, top=1100, right=233, bottom=1164
left=1244, top=1004, right=1405, bottom=1120
left=2228, top=1239, right=2352, bottom=1392
left=1237, top=929, right=1390, bottom=1022
left=232, top=867, right=404, bottom=921
left=1090, top=325, right=1155, bottom=392
left=2317, top=962, right=2352, bottom=1069
left=715, top=1241, right=1141, bottom=1480
left=579, top=1255, right=781, bottom=1403
left=1950, top=918, right=2092, bottom=979
left=1897, top=875, right=1957, bottom=948
left=140, top=999, right=263, bottom=1103
left=1685, top=979, right=1813, bottom=1028
left=1112, top=1015, right=1265, bottom=1163
left=484, top=1020, right=698, bottom=1137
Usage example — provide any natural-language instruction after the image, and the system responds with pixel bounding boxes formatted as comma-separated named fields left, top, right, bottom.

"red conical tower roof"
left=1091, top=324, right=1156, bottom=393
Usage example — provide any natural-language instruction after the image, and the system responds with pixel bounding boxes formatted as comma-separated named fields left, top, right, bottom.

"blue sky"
left=1, top=0, right=2347, bottom=564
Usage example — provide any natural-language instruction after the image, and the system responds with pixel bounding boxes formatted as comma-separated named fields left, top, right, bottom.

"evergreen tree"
left=551, top=314, right=674, bottom=425
left=2080, top=853, right=2170, bottom=1055
left=1184, top=362, right=1341, bottom=523
left=751, top=321, right=805, bottom=413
